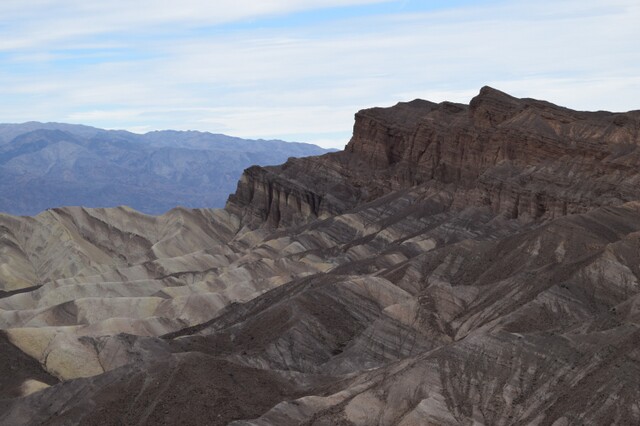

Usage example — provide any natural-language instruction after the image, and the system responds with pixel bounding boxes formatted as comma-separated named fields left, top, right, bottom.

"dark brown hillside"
left=229, top=86, right=640, bottom=227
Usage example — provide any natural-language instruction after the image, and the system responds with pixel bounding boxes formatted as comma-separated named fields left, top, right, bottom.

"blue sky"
left=0, top=0, right=638, bottom=148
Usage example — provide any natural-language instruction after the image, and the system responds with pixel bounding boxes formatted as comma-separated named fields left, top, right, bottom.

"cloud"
left=0, top=0, right=393, bottom=50
left=0, top=0, right=638, bottom=148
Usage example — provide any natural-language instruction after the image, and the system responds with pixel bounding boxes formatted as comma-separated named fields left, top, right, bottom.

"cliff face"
left=349, top=86, right=640, bottom=219
left=226, top=162, right=347, bottom=228
left=229, top=86, right=640, bottom=227
left=226, top=153, right=368, bottom=227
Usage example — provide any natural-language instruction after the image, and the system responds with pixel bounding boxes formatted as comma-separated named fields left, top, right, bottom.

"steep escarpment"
left=229, top=87, right=640, bottom=228
left=226, top=162, right=346, bottom=228
left=348, top=87, right=640, bottom=195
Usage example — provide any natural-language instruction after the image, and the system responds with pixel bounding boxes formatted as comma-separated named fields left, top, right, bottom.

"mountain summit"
left=1, top=88, right=640, bottom=425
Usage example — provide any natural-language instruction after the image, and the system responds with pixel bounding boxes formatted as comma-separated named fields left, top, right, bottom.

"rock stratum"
left=1, top=87, right=640, bottom=425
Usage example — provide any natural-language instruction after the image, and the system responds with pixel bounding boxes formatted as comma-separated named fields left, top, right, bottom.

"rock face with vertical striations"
left=229, top=86, right=640, bottom=228
left=2, top=87, right=640, bottom=425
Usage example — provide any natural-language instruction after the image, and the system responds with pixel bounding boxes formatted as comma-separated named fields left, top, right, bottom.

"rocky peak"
left=344, top=99, right=438, bottom=168
left=469, top=85, right=524, bottom=127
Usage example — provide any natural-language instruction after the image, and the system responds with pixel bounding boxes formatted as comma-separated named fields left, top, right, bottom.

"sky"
left=0, top=0, right=638, bottom=149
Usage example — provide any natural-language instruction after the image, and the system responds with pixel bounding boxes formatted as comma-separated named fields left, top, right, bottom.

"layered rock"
left=229, top=86, right=640, bottom=227
left=346, top=86, right=640, bottom=218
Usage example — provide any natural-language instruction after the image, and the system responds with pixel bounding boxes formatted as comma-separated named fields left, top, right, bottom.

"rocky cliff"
left=229, top=86, right=640, bottom=227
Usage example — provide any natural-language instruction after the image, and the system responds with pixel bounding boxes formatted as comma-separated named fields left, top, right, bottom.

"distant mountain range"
left=0, top=122, right=333, bottom=215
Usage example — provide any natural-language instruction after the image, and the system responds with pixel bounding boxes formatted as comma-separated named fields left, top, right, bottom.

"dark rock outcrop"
left=229, top=86, right=640, bottom=227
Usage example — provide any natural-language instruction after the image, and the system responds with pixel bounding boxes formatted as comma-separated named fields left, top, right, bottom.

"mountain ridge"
left=0, top=123, right=333, bottom=215
left=227, top=86, right=640, bottom=229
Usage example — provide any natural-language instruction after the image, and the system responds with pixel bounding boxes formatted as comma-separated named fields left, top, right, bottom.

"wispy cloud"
left=0, top=0, right=394, bottom=50
left=0, top=0, right=638, bottom=148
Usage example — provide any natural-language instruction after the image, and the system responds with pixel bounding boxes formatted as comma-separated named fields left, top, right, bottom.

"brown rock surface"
left=228, top=86, right=640, bottom=227
left=2, top=87, right=640, bottom=425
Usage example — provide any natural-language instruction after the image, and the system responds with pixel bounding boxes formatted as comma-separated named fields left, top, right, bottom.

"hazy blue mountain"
left=0, top=122, right=334, bottom=215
